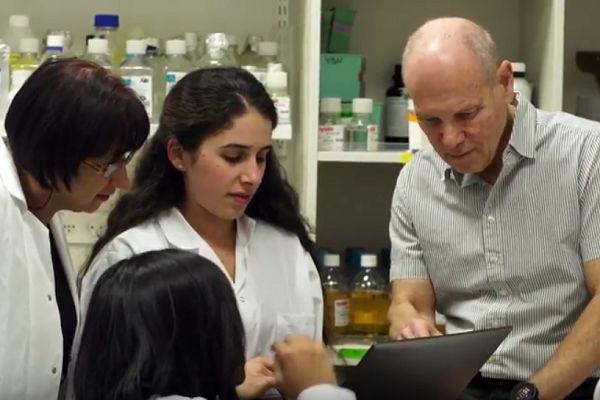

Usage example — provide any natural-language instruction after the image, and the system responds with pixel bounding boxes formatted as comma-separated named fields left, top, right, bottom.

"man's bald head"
left=402, top=17, right=499, bottom=87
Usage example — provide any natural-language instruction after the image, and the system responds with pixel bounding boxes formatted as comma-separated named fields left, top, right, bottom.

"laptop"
left=340, top=326, right=512, bottom=400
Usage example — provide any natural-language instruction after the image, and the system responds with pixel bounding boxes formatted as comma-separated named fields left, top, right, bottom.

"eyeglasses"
left=82, top=151, right=135, bottom=178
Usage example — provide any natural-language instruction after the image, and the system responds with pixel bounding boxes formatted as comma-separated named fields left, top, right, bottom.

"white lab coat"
left=70, top=207, right=323, bottom=399
left=0, top=139, right=79, bottom=400
left=157, top=384, right=356, bottom=400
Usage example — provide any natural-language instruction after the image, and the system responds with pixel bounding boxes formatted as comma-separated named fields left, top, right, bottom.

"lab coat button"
left=51, top=367, right=57, bottom=374
left=239, top=296, right=245, bottom=303
left=47, top=294, right=52, bottom=301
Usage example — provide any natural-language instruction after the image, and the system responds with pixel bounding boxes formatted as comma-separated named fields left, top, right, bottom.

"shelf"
left=147, top=123, right=292, bottom=140
left=318, top=142, right=413, bottom=163
left=318, top=150, right=413, bottom=163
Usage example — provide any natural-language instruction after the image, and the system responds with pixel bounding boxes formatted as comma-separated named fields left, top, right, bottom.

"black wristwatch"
left=510, top=382, right=539, bottom=400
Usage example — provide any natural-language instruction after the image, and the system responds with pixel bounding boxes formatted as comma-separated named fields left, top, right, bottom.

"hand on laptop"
left=272, top=335, right=337, bottom=399
left=391, top=317, right=443, bottom=340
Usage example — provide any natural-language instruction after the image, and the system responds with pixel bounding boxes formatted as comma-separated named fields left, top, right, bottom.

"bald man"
left=387, top=17, right=600, bottom=400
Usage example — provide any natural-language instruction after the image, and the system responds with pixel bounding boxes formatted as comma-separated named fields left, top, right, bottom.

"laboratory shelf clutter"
left=1, top=0, right=598, bottom=344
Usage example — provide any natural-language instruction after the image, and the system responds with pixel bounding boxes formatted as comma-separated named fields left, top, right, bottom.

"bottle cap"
left=266, top=71, right=287, bottom=88
left=9, top=15, right=29, bottom=27
left=166, top=39, right=186, bottom=55
left=257, top=41, right=278, bottom=56
left=360, top=254, right=377, bottom=268
left=87, top=38, right=108, bottom=54
left=320, top=98, right=342, bottom=114
left=46, top=35, right=64, bottom=49
left=352, top=98, right=373, bottom=114
left=19, top=38, right=39, bottom=53
left=126, top=39, right=146, bottom=55
left=185, top=32, right=197, bottom=49
left=323, top=254, right=341, bottom=267
left=94, top=14, right=119, bottom=28
left=206, top=33, right=229, bottom=51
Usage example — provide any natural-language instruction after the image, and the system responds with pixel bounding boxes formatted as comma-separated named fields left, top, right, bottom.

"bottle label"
left=273, top=96, right=291, bottom=125
left=318, top=124, right=345, bottom=151
left=385, top=97, right=409, bottom=139
left=122, top=75, right=153, bottom=118
left=367, top=124, right=379, bottom=151
left=165, top=71, right=187, bottom=95
left=334, top=299, right=350, bottom=327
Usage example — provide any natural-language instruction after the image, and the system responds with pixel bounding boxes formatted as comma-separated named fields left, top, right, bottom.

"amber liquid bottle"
left=350, top=254, right=391, bottom=335
left=321, top=254, right=350, bottom=341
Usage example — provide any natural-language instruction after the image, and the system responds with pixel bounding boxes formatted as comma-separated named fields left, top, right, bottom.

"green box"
left=320, top=53, right=364, bottom=102
left=321, top=7, right=356, bottom=53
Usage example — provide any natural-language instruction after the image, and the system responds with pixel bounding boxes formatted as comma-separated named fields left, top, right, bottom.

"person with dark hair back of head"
left=0, top=58, right=149, bottom=400
left=74, top=249, right=355, bottom=400
left=74, top=67, right=323, bottom=400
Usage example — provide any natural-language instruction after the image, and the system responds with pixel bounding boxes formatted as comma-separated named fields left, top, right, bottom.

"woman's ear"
left=166, top=136, right=187, bottom=171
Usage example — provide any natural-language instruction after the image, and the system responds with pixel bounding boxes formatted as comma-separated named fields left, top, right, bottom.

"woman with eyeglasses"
left=0, top=58, right=149, bottom=400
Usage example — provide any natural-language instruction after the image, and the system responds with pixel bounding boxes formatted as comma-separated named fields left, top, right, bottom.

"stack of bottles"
left=320, top=251, right=391, bottom=340
left=318, top=97, right=380, bottom=152
left=319, top=247, right=446, bottom=342
left=0, top=14, right=291, bottom=129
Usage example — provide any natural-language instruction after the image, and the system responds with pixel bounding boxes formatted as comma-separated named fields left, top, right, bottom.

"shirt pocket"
left=275, top=313, right=315, bottom=341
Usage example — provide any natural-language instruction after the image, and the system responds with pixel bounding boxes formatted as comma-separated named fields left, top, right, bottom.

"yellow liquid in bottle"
left=350, top=290, right=391, bottom=334
left=324, top=289, right=350, bottom=338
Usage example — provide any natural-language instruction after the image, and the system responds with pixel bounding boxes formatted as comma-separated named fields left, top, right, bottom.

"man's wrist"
left=510, top=381, right=539, bottom=400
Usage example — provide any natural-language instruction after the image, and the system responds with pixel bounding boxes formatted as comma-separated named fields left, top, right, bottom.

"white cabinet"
left=4, top=0, right=587, bottom=269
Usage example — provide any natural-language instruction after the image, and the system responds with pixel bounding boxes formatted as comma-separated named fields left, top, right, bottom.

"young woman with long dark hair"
left=76, top=67, right=323, bottom=399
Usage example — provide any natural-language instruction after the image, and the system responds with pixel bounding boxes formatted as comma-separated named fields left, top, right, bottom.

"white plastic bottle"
left=11, top=38, right=39, bottom=86
left=120, top=40, right=153, bottom=120
left=197, top=33, right=238, bottom=69
left=318, top=98, right=345, bottom=151
left=184, top=32, right=200, bottom=66
left=346, top=98, right=379, bottom=151
left=164, top=39, right=192, bottom=95
left=266, top=71, right=290, bottom=126
left=93, top=14, right=120, bottom=69
left=83, top=38, right=111, bottom=69
left=256, top=41, right=279, bottom=84
left=1, top=15, right=35, bottom=64
left=511, top=62, right=532, bottom=103
left=40, top=35, right=71, bottom=63
left=154, top=39, right=192, bottom=117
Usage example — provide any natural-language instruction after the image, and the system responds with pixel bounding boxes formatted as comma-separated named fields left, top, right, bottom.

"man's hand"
left=272, top=335, right=337, bottom=400
left=390, top=316, right=442, bottom=340
left=235, top=356, right=277, bottom=400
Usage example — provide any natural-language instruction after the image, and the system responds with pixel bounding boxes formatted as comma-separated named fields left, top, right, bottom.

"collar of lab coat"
left=157, top=207, right=256, bottom=252
left=0, top=138, right=79, bottom=312
left=0, top=137, right=27, bottom=212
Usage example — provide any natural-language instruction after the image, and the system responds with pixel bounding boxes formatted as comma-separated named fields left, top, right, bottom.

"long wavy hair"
left=74, top=249, right=246, bottom=400
left=80, top=67, right=317, bottom=278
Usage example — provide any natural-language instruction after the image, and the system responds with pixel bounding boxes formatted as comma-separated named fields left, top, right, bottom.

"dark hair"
left=74, top=249, right=245, bottom=400
left=4, top=58, right=149, bottom=191
left=82, top=67, right=318, bottom=276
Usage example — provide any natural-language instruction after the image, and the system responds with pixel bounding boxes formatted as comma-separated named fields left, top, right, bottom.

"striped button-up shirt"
left=389, top=95, right=600, bottom=380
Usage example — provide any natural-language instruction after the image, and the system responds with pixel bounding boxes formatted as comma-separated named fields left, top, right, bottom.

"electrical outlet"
left=63, top=224, right=76, bottom=235
left=274, top=140, right=287, bottom=158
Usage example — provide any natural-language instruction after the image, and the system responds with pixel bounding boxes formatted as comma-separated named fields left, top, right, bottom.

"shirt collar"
left=0, top=137, right=27, bottom=212
left=157, top=207, right=256, bottom=251
left=442, top=92, right=539, bottom=186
